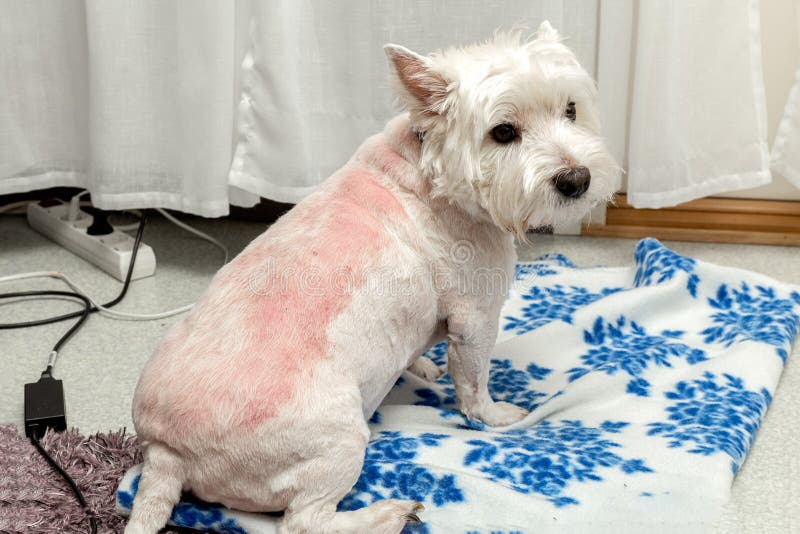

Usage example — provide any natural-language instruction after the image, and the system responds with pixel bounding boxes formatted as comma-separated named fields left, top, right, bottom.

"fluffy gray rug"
left=0, top=424, right=183, bottom=534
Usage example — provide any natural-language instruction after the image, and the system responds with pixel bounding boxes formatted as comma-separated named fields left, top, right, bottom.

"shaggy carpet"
left=0, top=424, right=184, bottom=534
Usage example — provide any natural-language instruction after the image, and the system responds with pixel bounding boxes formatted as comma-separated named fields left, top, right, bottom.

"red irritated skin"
left=133, top=163, right=409, bottom=441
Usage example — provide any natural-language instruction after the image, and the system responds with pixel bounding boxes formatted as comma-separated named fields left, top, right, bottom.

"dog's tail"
left=124, top=442, right=185, bottom=534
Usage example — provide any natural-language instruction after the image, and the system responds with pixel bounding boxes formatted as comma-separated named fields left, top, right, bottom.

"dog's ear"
left=537, top=20, right=560, bottom=41
left=384, top=44, right=448, bottom=114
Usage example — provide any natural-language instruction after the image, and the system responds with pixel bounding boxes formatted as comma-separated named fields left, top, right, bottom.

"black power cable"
left=30, top=434, right=98, bottom=534
left=12, top=291, right=96, bottom=533
left=0, top=290, right=92, bottom=374
left=2, top=210, right=148, bottom=534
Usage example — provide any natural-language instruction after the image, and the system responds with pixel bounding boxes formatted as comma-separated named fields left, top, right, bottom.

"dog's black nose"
left=553, top=166, right=591, bottom=198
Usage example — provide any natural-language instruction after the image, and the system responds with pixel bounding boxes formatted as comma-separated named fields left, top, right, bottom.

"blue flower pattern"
left=116, top=474, right=138, bottom=510
left=567, top=317, right=708, bottom=397
left=485, top=359, right=552, bottom=410
left=339, top=431, right=465, bottom=511
left=411, top=352, right=554, bottom=413
left=423, top=341, right=448, bottom=366
left=515, top=253, right=576, bottom=279
left=648, top=372, right=772, bottom=473
left=503, top=285, right=622, bottom=335
left=463, top=421, right=652, bottom=507
left=701, top=283, right=800, bottom=362
left=171, top=502, right=248, bottom=534
left=118, top=474, right=247, bottom=534
left=634, top=237, right=700, bottom=297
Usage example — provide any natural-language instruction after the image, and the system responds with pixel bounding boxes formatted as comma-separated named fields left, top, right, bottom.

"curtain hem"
left=0, top=168, right=233, bottom=217
left=228, top=169, right=316, bottom=205
left=626, top=169, right=772, bottom=209
left=0, top=170, right=84, bottom=196
left=91, top=192, right=231, bottom=218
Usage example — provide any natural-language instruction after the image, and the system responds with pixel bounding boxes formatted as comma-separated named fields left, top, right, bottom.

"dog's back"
left=126, top=121, right=448, bottom=533
left=133, top=124, right=435, bottom=449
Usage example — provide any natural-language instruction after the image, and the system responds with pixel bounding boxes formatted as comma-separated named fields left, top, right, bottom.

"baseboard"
left=582, top=194, right=800, bottom=246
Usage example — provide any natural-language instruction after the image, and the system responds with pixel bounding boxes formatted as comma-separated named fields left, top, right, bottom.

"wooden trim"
left=582, top=194, right=800, bottom=246
left=583, top=224, right=800, bottom=246
left=609, top=194, right=800, bottom=216
left=605, top=209, right=800, bottom=233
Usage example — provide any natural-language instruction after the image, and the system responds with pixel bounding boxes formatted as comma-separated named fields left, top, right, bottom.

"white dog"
left=126, top=22, right=617, bottom=534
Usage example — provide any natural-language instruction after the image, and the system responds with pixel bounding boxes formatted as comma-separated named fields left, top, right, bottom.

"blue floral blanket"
left=117, top=239, right=800, bottom=533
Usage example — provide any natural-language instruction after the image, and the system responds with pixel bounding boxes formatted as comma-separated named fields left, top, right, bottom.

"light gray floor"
left=1, top=213, right=798, bottom=532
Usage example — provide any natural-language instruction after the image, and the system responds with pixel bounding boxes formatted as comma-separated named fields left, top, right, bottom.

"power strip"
left=27, top=201, right=156, bottom=281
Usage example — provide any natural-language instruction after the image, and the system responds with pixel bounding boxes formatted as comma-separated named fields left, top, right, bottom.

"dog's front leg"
left=446, top=312, right=529, bottom=426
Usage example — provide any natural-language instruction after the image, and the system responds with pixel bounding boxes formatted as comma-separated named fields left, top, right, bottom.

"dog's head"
left=385, top=22, right=618, bottom=238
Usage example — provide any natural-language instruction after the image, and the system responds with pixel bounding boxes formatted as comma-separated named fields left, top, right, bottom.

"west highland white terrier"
left=126, top=21, right=617, bottom=534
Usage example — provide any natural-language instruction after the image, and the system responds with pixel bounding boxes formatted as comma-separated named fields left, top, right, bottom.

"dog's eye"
left=491, top=123, right=517, bottom=144
left=565, top=101, right=576, bottom=122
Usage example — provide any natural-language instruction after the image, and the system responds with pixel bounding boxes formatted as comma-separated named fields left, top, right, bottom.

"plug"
left=24, top=374, right=67, bottom=439
left=83, top=207, right=114, bottom=236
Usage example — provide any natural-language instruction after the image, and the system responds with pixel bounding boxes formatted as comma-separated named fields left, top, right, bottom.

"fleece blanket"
left=117, top=238, right=800, bottom=533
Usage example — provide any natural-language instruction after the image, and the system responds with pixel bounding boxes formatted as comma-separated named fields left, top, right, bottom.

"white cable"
left=0, top=210, right=230, bottom=321
left=58, top=272, right=195, bottom=320
left=68, top=191, right=90, bottom=222
left=0, top=200, right=35, bottom=215
left=0, top=271, right=60, bottom=284
left=155, top=208, right=229, bottom=264
left=0, top=270, right=187, bottom=320
left=0, top=293, right=83, bottom=308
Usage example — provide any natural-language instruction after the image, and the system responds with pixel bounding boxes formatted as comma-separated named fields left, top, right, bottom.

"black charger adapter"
left=24, top=374, right=67, bottom=439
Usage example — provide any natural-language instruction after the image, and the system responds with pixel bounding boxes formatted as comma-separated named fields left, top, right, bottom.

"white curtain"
left=228, top=0, right=599, bottom=204
left=0, top=0, right=261, bottom=217
left=598, top=0, right=772, bottom=209
left=0, top=1, right=790, bottom=215
left=771, top=64, right=800, bottom=188
left=0, top=0, right=599, bottom=216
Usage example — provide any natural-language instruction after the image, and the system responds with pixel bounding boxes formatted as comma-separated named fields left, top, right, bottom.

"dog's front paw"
left=407, top=356, right=445, bottom=381
left=476, top=401, right=529, bottom=427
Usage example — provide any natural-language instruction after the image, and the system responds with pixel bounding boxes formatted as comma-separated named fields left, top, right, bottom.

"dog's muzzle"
left=552, top=166, right=591, bottom=199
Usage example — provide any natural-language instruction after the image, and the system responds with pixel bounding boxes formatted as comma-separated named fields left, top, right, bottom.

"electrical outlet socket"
left=27, top=201, right=156, bottom=281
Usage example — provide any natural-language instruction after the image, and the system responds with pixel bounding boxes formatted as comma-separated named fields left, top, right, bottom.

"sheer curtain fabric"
left=600, top=0, right=772, bottom=209
left=771, top=64, right=800, bottom=188
left=0, top=1, right=791, bottom=215
left=0, top=0, right=599, bottom=216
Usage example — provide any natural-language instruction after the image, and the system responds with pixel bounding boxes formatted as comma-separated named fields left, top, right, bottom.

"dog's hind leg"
left=124, top=442, right=185, bottom=534
left=407, top=355, right=444, bottom=381
left=279, top=427, right=423, bottom=534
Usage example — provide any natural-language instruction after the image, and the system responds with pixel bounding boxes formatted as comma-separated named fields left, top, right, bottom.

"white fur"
left=125, top=22, right=617, bottom=534
left=388, top=24, right=617, bottom=237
